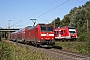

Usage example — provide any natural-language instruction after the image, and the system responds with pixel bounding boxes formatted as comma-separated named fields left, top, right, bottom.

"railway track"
left=48, top=48, right=90, bottom=60
left=3, top=40, right=90, bottom=60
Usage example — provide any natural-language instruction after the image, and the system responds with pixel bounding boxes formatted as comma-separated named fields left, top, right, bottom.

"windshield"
left=69, top=31, right=76, bottom=34
left=41, top=26, right=53, bottom=32
left=69, top=29, right=76, bottom=34
left=47, top=26, right=53, bottom=31
left=41, top=26, right=46, bottom=32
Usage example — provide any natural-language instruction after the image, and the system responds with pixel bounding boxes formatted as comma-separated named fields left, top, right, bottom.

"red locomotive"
left=54, top=26, right=78, bottom=41
left=10, top=24, right=55, bottom=47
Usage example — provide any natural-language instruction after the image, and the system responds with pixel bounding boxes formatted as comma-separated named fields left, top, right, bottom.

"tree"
left=85, top=5, right=90, bottom=32
left=51, top=17, right=60, bottom=28
left=61, top=14, right=70, bottom=26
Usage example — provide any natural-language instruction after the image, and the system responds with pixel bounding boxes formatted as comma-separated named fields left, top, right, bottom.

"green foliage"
left=0, top=42, right=12, bottom=60
left=51, top=17, right=61, bottom=28
left=77, top=32, right=90, bottom=42
left=61, top=14, right=70, bottom=26
left=55, top=42, right=90, bottom=54
left=0, top=41, right=51, bottom=60
left=69, top=1, right=90, bottom=33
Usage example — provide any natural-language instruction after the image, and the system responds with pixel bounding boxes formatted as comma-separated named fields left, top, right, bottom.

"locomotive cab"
left=54, top=28, right=65, bottom=40
left=68, top=27, right=77, bottom=40
left=37, top=24, right=55, bottom=47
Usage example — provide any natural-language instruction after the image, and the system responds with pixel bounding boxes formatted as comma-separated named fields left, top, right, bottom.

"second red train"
left=54, top=26, right=78, bottom=41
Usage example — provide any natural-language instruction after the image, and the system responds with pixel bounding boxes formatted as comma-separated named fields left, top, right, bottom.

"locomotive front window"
left=69, top=29, right=76, bottom=34
left=41, top=26, right=46, bottom=31
left=47, top=26, right=53, bottom=31
left=69, top=31, right=76, bottom=34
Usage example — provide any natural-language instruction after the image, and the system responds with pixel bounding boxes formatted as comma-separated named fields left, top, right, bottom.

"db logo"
left=46, top=33, right=49, bottom=36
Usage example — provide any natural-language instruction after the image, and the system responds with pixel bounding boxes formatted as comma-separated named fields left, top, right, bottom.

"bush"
left=77, top=32, right=90, bottom=42
left=0, top=41, right=51, bottom=60
left=0, top=42, right=12, bottom=60
left=55, top=41, right=90, bottom=54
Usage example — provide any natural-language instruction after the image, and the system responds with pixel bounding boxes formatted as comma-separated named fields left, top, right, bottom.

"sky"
left=0, top=0, right=89, bottom=28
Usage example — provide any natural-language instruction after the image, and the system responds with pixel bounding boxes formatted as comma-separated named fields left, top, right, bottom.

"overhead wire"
left=23, top=0, right=57, bottom=26
left=31, top=0, right=57, bottom=18
left=10, top=20, right=22, bottom=27
left=22, top=0, right=71, bottom=27
left=36, top=0, right=70, bottom=18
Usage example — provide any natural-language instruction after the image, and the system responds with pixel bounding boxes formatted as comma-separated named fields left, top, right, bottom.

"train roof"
left=36, top=23, right=53, bottom=26
left=11, top=31, right=18, bottom=34
left=37, top=23, right=45, bottom=25
left=61, top=26, right=75, bottom=29
left=68, top=26, right=75, bottom=29
left=55, top=28, right=65, bottom=31
left=25, top=26, right=32, bottom=29
left=19, top=26, right=32, bottom=31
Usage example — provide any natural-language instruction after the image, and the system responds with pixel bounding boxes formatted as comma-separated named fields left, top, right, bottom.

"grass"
left=55, top=41, right=90, bottom=54
left=0, top=39, right=90, bottom=60
left=0, top=41, right=52, bottom=60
